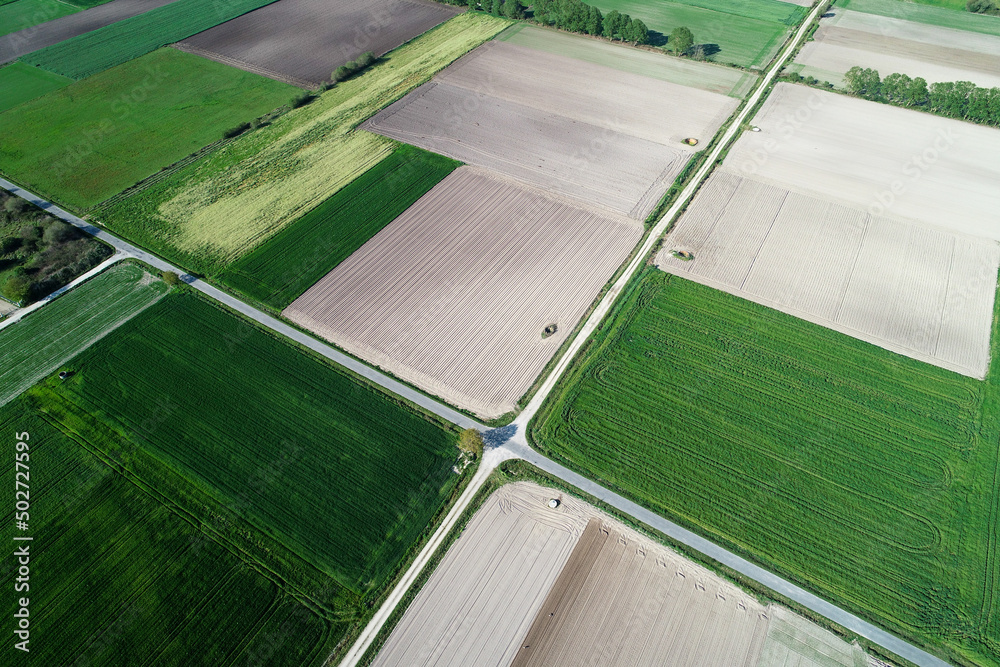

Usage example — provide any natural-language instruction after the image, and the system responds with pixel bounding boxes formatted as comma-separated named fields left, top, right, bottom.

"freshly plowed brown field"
left=373, top=482, right=869, bottom=667
left=283, top=167, right=643, bottom=419
left=364, top=41, right=736, bottom=219
left=179, top=0, right=463, bottom=87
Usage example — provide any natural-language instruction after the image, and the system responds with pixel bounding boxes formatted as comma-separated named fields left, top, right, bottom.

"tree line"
left=845, top=66, right=1000, bottom=127
left=531, top=0, right=650, bottom=44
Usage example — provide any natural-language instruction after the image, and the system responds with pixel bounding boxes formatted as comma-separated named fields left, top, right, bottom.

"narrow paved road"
left=0, top=12, right=955, bottom=659
left=0, top=177, right=480, bottom=430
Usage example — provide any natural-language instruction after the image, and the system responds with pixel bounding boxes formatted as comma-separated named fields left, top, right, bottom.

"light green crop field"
left=21, top=0, right=280, bottom=79
left=0, top=63, right=72, bottom=113
left=532, top=270, right=1000, bottom=667
left=94, top=12, right=509, bottom=273
left=0, top=48, right=297, bottom=210
left=498, top=24, right=758, bottom=97
left=219, top=144, right=460, bottom=310
left=43, top=290, right=463, bottom=595
left=588, top=0, right=796, bottom=68
left=0, top=400, right=338, bottom=666
left=839, top=0, right=1000, bottom=36
left=0, top=262, right=168, bottom=409
left=0, top=0, right=78, bottom=37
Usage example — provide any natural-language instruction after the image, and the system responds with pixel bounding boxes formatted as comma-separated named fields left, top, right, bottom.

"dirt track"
left=179, top=0, right=462, bottom=87
left=284, top=167, right=642, bottom=419
left=0, top=0, right=178, bottom=63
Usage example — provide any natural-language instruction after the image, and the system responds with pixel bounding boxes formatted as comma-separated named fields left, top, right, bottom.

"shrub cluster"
left=0, top=190, right=112, bottom=305
left=332, top=51, right=376, bottom=83
left=967, top=0, right=1000, bottom=15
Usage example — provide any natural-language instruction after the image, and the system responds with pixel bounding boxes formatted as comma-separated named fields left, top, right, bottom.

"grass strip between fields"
left=94, top=12, right=511, bottom=275
left=531, top=269, right=1000, bottom=666
left=219, top=144, right=460, bottom=311
left=20, top=0, right=282, bottom=79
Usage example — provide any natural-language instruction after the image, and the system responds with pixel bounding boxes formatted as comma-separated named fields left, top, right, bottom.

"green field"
left=0, top=263, right=167, bottom=407
left=93, top=13, right=509, bottom=272
left=588, top=0, right=796, bottom=67
left=21, top=0, right=280, bottom=79
left=0, top=63, right=71, bottom=113
left=0, top=48, right=296, bottom=210
left=532, top=271, right=1000, bottom=666
left=219, top=145, right=459, bottom=310
left=498, top=24, right=758, bottom=97
left=0, top=0, right=78, bottom=37
left=44, top=289, right=462, bottom=593
left=1, top=400, right=338, bottom=666
left=839, top=0, right=1000, bottom=36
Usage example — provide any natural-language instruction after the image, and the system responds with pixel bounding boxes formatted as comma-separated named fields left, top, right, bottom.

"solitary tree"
left=670, top=26, right=694, bottom=55
left=161, top=271, right=181, bottom=286
left=458, top=428, right=484, bottom=457
left=627, top=18, right=649, bottom=45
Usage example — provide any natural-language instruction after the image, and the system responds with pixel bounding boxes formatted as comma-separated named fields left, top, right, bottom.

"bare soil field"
left=729, top=84, right=1000, bottom=241
left=497, top=24, right=758, bottom=98
left=284, top=167, right=643, bottom=419
left=511, top=519, right=770, bottom=666
left=656, top=171, right=999, bottom=377
left=757, top=606, right=868, bottom=667
left=0, top=0, right=176, bottom=63
left=793, top=9, right=1000, bottom=88
left=373, top=481, right=870, bottom=667
left=364, top=41, right=737, bottom=220
left=371, top=483, right=595, bottom=666
left=179, top=0, right=462, bottom=88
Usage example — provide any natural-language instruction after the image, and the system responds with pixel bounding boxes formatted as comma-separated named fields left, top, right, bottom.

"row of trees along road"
left=530, top=0, right=650, bottom=45
left=845, top=66, right=1000, bottom=127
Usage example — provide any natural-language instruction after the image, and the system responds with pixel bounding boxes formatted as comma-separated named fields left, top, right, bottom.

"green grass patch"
left=498, top=23, right=757, bottom=97
left=532, top=270, right=1000, bottom=666
left=92, top=13, right=509, bottom=274
left=47, top=289, right=463, bottom=594
left=0, top=48, right=297, bottom=210
left=21, top=0, right=281, bottom=79
left=0, top=0, right=79, bottom=37
left=0, top=63, right=71, bottom=113
left=589, top=0, right=793, bottom=67
left=0, top=262, right=167, bottom=407
left=219, top=145, right=459, bottom=310
left=839, top=0, right=1000, bottom=35
left=674, top=0, right=807, bottom=24
left=0, top=399, right=340, bottom=666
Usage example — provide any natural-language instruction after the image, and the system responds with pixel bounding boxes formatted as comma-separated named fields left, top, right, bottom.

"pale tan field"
left=729, top=84, right=1000, bottom=241
left=284, top=167, right=643, bottom=419
left=656, top=171, right=999, bottom=377
left=371, top=483, right=594, bottom=667
left=510, top=519, right=770, bottom=666
left=793, top=9, right=1000, bottom=88
left=372, top=482, right=869, bottom=667
left=364, top=41, right=737, bottom=219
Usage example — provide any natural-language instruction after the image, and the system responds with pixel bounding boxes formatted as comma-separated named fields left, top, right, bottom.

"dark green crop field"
left=0, top=63, right=71, bottom=113
left=532, top=270, right=1000, bottom=666
left=21, top=0, right=280, bottom=79
left=0, top=48, right=295, bottom=210
left=0, top=401, right=338, bottom=666
left=219, top=145, right=459, bottom=310
left=44, top=290, right=461, bottom=594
